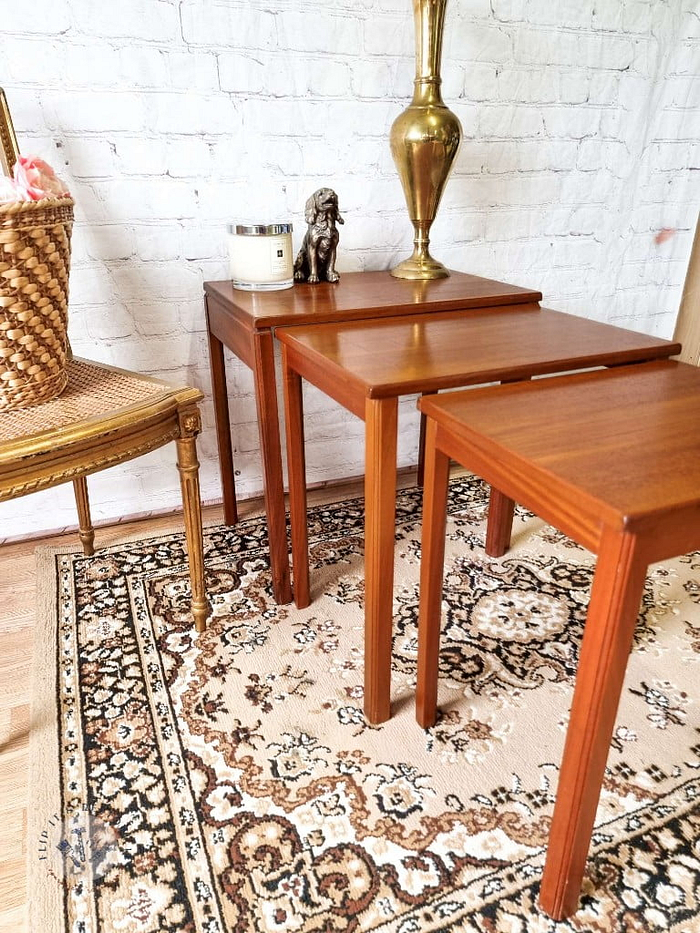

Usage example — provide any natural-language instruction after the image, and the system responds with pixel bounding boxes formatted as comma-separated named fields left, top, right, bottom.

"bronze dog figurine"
left=294, top=188, right=344, bottom=284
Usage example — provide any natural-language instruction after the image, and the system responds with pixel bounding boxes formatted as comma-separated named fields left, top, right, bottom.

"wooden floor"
left=0, top=470, right=426, bottom=932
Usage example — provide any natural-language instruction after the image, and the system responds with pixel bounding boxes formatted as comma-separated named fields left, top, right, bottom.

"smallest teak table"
left=278, top=304, right=681, bottom=725
left=415, top=359, right=700, bottom=920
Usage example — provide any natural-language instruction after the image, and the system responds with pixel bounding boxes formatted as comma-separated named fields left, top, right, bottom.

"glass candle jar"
left=228, top=223, right=294, bottom=291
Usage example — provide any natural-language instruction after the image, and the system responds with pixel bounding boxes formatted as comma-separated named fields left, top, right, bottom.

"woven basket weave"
left=0, top=196, right=74, bottom=410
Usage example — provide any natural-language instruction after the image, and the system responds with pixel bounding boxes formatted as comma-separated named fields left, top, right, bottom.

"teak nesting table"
left=415, top=360, right=700, bottom=919
left=277, top=305, right=681, bottom=724
left=203, top=272, right=542, bottom=604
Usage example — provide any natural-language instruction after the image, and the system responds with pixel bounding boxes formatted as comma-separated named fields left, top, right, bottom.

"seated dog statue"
left=294, top=188, right=344, bottom=284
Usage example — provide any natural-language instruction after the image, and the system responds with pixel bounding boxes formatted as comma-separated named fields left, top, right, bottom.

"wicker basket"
left=0, top=196, right=74, bottom=410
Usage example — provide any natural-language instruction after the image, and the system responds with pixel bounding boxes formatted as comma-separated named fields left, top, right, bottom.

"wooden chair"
left=0, top=357, right=208, bottom=631
left=415, top=359, right=700, bottom=919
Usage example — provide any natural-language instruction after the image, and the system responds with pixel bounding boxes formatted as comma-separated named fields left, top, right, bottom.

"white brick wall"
left=1, top=0, right=698, bottom=541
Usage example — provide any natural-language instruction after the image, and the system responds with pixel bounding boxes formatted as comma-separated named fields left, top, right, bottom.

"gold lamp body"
left=390, top=0, right=462, bottom=280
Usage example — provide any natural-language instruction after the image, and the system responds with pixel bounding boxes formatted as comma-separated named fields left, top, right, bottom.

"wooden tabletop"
left=419, top=359, right=700, bottom=533
left=277, top=305, right=681, bottom=399
left=203, top=270, right=542, bottom=330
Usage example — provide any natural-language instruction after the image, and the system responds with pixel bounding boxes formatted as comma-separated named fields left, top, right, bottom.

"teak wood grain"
left=277, top=307, right=681, bottom=725
left=204, top=270, right=542, bottom=332
left=203, top=270, right=543, bottom=606
left=277, top=304, right=680, bottom=399
left=415, top=359, right=700, bottom=920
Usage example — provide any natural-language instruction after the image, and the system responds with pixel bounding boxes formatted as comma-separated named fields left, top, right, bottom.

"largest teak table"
left=203, top=271, right=542, bottom=604
left=415, top=359, right=700, bottom=919
left=277, top=305, right=681, bottom=723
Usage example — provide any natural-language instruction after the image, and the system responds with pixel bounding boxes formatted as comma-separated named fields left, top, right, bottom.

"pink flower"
left=12, top=155, right=70, bottom=201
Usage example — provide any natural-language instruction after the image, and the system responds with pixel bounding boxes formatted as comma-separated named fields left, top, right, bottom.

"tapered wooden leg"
left=416, top=419, right=451, bottom=729
left=253, top=331, right=292, bottom=605
left=282, top=347, right=309, bottom=609
left=417, top=411, right=427, bottom=488
left=540, top=527, right=648, bottom=920
left=206, top=301, right=238, bottom=526
left=481, top=376, right=529, bottom=556
left=485, top=488, right=515, bottom=557
left=176, top=407, right=209, bottom=633
left=417, top=392, right=435, bottom=488
left=363, top=397, right=399, bottom=724
left=72, top=476, right=95, bottom=556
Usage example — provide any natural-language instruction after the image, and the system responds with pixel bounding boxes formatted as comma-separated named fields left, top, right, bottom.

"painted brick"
left=514, top=28, right=582, bottom=66
left=479, top=104, right=545, bottom=137
left=71, top=0, right=179, bottom=41
left=2, top=37, right=66, bottom=83
left=168, top=51, right=219, bottom=91
left=218, top=53, right=268, bottom=95
left=118, top=47, right=169, bottom=89
left=541, top=106, right=598, bottom=139
left=149, top=93, right=240, bottom=136
left=84, top=225, right=135, bottom=261
left=618, top=74, right=653, bottom=111
left=581, top=34, right=635, bottom=71
left=591, top=4, right=624, bottom=32
left=525, top=0, right=591, bottom=30
left=166, top=138, right=212, bottom=178
left=1, top=0, right=70, bottom=34
left=131, top=226, right=182, bottom=262
left=588, top=72, right=619, bottom=106
left=662, top=76, right=700, bottom=108
left=623, top=2, right=655, bottom=36
left=276, top=11, right=362, bottom=55
left=654, top=108, right=700, bottom=141
left=180, top=3, right=276, bottom=49
left=64, top=138, right=115, bottom=178
left=490, top=0, right=527, bottom=23
left=84, top=302, right=139, bottom=340
left=497, top=67, right=561, bottom=104
left=363, top=14, right=411, bottom=56
left=57, top=44, right=119, bottom=89
left=42, top=91, right=148, bottom=134
left=115, top=138, right=168, bottom=175
left=448, top=23, right=513, bottom=64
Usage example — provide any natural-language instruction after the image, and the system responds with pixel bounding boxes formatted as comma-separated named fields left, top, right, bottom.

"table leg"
left=485, top=489, right=515, bottom=557
left=176, top=407, right=209, bottom=634
left=539, top=527, right=648, bottom=920
left=205, top=299, right=238, bottom=526
left=482, top=377, right=529, bottom=555
left=415, top=419, right=451, bottom=729
left=363, top=396, right=399, bottom=724
left=72, top=476, right=95, bottom=556
left=282, top=347, right=309, bottom=609
left=253, top=331, right=293, bottom=605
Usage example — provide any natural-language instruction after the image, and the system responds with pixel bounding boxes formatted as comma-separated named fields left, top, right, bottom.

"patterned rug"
left=29, top=477, right=700, bottom=933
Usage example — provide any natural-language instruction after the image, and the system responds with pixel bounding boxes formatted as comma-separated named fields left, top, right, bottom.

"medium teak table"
left=277, top=306, right=681, bottom=724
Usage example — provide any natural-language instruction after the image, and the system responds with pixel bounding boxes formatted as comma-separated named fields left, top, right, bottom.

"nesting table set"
left=203, top=270, right=695, bottom=919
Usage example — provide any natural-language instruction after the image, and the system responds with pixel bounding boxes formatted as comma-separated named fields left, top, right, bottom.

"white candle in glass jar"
left=227, top=223, right=294, bottom=291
